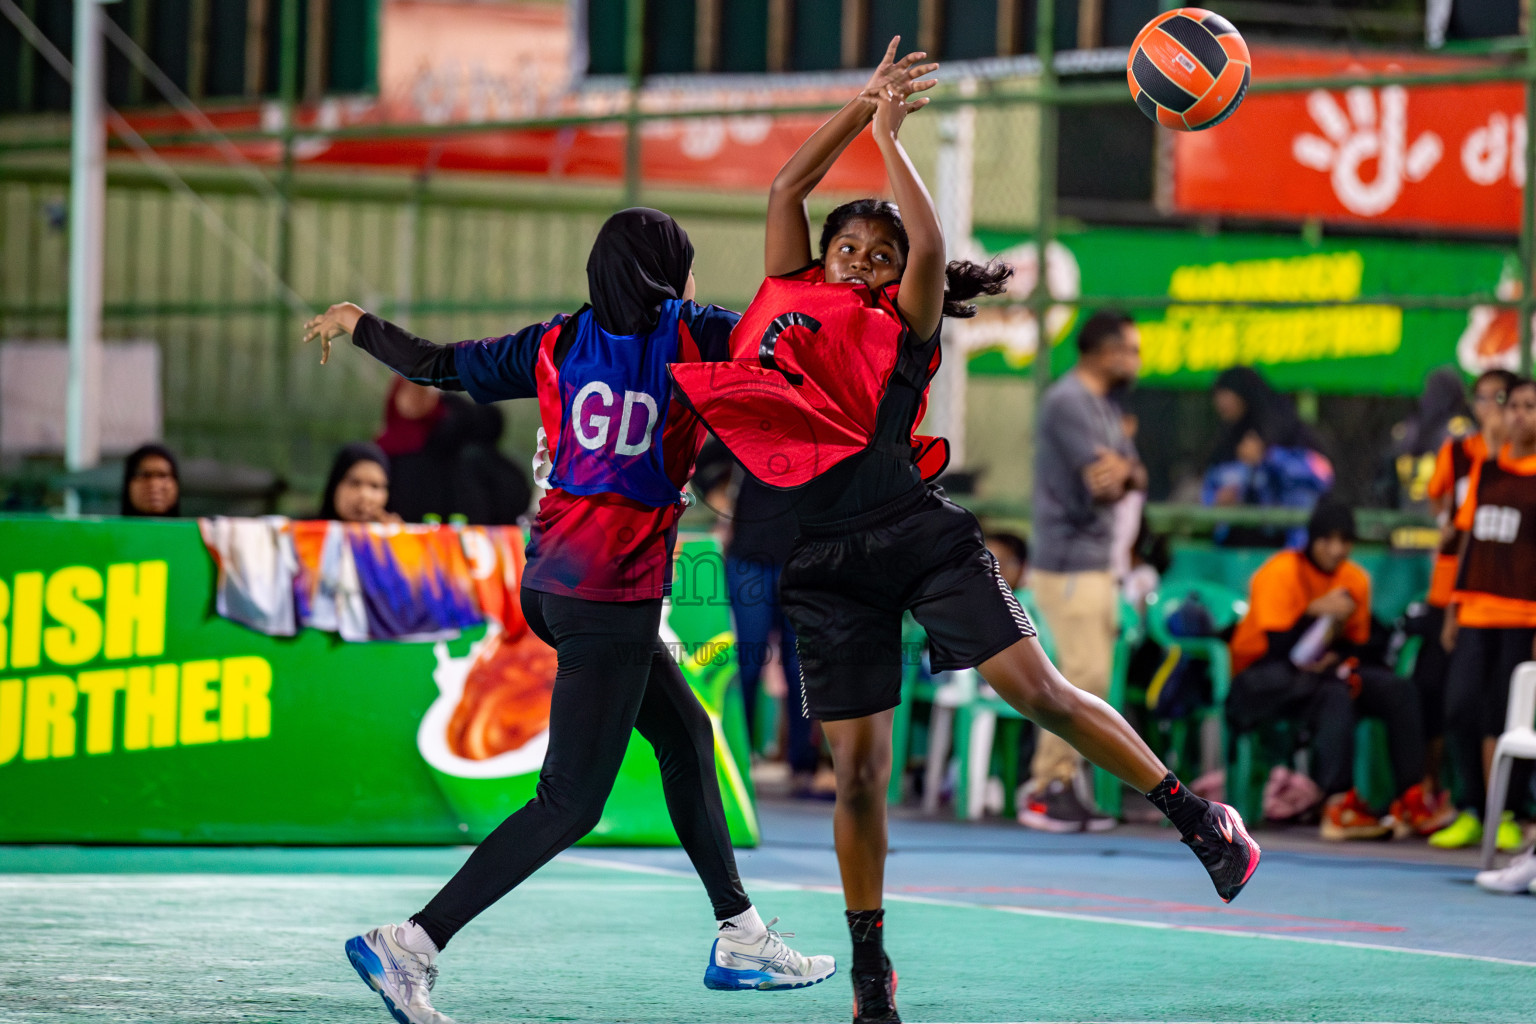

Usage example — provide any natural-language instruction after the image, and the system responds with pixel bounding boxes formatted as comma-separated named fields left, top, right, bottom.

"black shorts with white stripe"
left=780, top=484, right=1037, bottom=722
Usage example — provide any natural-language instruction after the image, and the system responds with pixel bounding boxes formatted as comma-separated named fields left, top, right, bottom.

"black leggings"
left=1445, top=625, right=1535, bottom=816
left=411, top=588, right=751, bottom=951
left=1409, top=604, right=1450, bottom=741
left=1309, top=666, right=1424, bottom=808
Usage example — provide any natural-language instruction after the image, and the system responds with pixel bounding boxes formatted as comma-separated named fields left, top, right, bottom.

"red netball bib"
left=669, top=267, right=948, bottom=488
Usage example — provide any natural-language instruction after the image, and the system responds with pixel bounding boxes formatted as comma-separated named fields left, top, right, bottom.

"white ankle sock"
left=717, top=905, right=766, bottom=943
left=394, top=921, right=439, bottom=959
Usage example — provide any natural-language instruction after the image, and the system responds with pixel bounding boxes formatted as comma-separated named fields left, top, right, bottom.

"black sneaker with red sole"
left=852, top=953, right=899, bottom=1024
left=1184, top=800, right=1261, bottom=903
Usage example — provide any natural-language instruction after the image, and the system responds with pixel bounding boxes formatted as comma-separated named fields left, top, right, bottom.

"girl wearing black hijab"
left=1209, top=365, right=1324, bottom=467
left=302, top=209, right=832, bottom=1024
left=121, top=443, right=181, bottom=517
left=1206, top=367, right=1334, bottom=529
left=318, top=442, right=396, bottom=523
left=1386, top=366, right=1473, bottom=510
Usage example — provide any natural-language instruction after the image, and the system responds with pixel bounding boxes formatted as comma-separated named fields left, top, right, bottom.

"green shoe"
left=1496, top=811, right=1525, bottom=853
left=1428, top=810, right=1482, bottom=849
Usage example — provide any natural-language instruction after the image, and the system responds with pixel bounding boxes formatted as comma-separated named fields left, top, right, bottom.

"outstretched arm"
left=871, top=82, right=945, bottom=340
left=765, top=38, right=938, bottom=277
left=303, top=302, right=464, bottom=390
left=303, top=302, right=557, bottom=402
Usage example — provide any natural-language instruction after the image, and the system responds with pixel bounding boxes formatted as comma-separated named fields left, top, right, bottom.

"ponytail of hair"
left=942, top=259, right=1012, bottom=319
left=819, top=198, right=1013, bottom=320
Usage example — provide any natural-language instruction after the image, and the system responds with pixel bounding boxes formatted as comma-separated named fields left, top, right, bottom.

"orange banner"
left=1173, top=48, right=1525, bottom=232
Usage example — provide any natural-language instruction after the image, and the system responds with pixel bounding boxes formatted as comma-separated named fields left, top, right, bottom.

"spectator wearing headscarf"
left=375, top=378, right=532, bottom=525
left=1210, top=366, right=1324, bottom=460
left=121, top=443, right=181, bottom=517
left=1203, top=366, right=1334, bottom=544
left=319, top=443, right=399, bottom=524
left=1384, top=366, right=1473, bottom=511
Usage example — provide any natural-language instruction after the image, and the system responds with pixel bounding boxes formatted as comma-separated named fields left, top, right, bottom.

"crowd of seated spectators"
left=109, top=379, right=535, bottom=526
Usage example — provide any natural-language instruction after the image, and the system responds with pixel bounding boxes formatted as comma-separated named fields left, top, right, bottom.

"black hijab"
left=319, top=442, right=390, bottom=520
left=1400, top=366, right=1470, bottom=458
left=121, top=443, right=181, bottom=517
left=1306, top=496, right=1357, bottom=546
left=1211, top=366, right=1321, bottom=464
left=586, top=208, right=695, bottom=336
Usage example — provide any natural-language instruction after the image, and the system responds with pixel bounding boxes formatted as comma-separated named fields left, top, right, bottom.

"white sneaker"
left=345, top=925, right=454, bottom=1024
left=1475, top=845, right=1536, bottom=895
left=703, top=917, right=837, bottom=990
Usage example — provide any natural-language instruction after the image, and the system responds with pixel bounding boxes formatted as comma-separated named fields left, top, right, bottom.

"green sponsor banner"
left=968, top=226, right=1510, bottom=395
left=0, top=517, right=757, bottom=846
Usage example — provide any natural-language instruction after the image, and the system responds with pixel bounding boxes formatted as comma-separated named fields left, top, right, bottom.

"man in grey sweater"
left=1023, top=310, right=1145, bottom=832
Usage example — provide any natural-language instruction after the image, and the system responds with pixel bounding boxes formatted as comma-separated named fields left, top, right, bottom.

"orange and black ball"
left=1128, top=8, right=1251, bottom=132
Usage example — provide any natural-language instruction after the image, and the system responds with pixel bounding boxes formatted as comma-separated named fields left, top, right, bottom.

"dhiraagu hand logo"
left=0, top=561, right=273, bottom=765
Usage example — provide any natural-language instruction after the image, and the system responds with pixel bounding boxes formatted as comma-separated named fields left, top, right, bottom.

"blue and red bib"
left=669, top=267, right=948, bottom=489
left=538, top=302, right=687, bottom=508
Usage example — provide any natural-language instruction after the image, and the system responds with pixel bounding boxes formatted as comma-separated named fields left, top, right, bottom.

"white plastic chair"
left=1480, top=662, right=1536, bottom=869
left=920, top=669, right=979, bottom=815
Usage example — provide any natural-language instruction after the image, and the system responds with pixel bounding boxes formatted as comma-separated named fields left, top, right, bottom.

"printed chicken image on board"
left=1459, top=258, right=1530, bottom=375
left=419, top=622, right=558, bottom=794
left=445, top=627, right=557, bottom=761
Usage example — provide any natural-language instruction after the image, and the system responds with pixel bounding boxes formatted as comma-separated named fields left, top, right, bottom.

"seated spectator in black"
left=1226, top=499, right=1425, bottom=840
left=121, top=443, right=181, bottom=517
left=320, top=443, right=401, bottom=525
left=1204, top=367, right=1333, bottom=545
left=985, top=532, right=1029, bottom=591
left=376, top=378, right=531, bottom=524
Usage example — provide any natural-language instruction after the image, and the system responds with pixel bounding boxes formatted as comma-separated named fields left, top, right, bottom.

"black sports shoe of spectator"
left=852, top=953, right=899, bottom=1023
left=1184, top=799, right=1261, bottom=903
left=1019, top=779, right=1097, bottom=833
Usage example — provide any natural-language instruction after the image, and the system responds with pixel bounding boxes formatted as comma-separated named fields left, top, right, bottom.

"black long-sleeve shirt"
left=350, top=314, right=465, bottom=391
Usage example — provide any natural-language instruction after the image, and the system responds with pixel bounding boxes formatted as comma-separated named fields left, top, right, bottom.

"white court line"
left=561, top=855, right=1536, bottom=970
left=0, top=875, right=689, bottom=893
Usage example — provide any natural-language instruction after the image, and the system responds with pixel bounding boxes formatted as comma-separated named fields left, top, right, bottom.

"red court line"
left=894, top=885, right=1404, bottom=933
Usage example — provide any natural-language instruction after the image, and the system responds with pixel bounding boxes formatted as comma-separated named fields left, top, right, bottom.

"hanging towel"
left=199, top=516, right=299, bottom=636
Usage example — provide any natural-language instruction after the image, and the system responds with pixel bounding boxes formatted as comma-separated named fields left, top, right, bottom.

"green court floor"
left=7, top=843, right=1535, bottom=1024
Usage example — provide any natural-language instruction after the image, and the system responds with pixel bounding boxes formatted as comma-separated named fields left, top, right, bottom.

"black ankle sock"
left=845, top=909, right=885, bottom=974
left=1146, top=772, right=1207, bottom=837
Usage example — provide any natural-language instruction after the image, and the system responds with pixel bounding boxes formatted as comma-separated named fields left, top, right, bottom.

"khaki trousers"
left=1027, top=568, right=1119, bottom=789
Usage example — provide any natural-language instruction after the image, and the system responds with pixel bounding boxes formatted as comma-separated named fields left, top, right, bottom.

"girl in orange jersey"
left=1435, top=377, right=1536, bottom=852
left=1407, top=370, right=1516, bottom=836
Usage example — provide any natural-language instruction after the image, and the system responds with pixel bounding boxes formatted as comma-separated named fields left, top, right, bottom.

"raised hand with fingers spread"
left=302, top=302, right=366, bottom=364
left=859, top=36, right=939, bottom=110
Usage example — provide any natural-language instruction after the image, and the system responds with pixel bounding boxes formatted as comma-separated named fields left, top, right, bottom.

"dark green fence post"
left=624, top=0, right=646, bottom=206
left=273, top=0, right=301, bottom=473
left=1032, top=0, right=1059, bottom=409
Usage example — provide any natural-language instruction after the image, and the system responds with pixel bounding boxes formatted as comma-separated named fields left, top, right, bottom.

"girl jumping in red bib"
left=671, top=40, right=1261, bottom=1024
